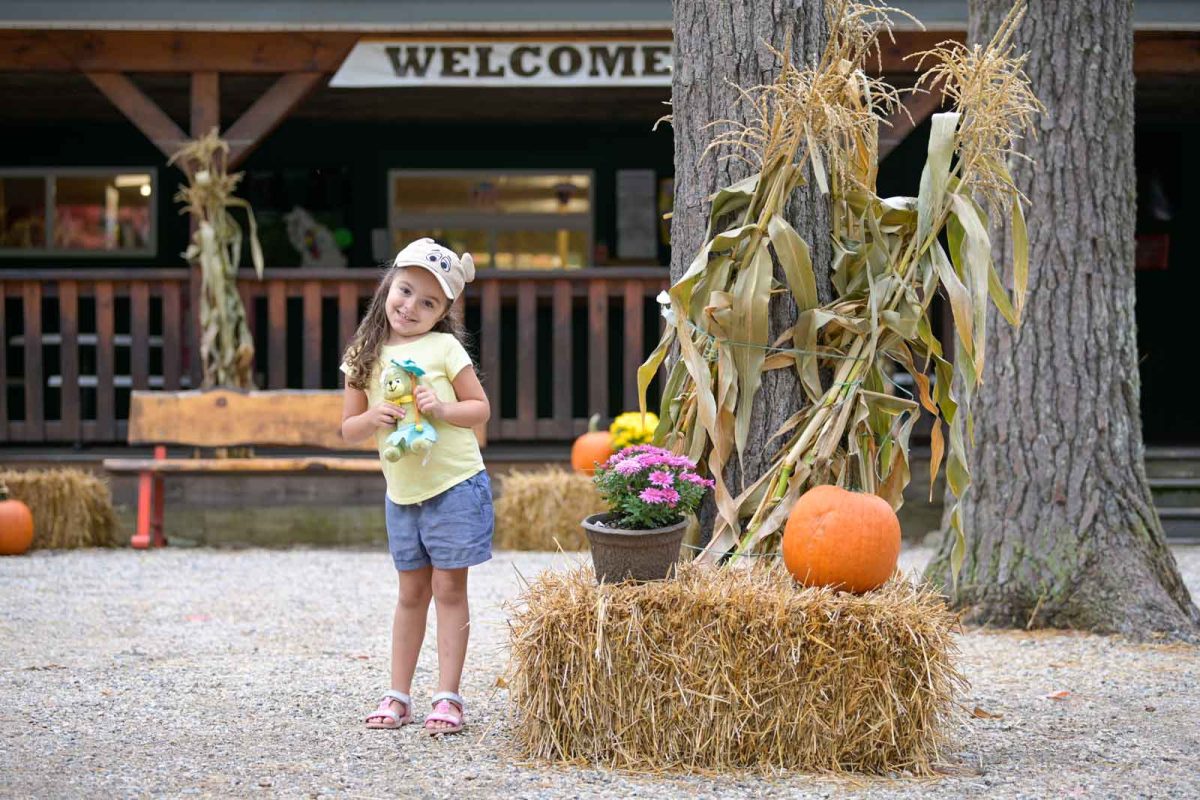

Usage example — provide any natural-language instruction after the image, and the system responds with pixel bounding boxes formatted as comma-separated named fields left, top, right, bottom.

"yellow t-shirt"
left=342, top=332, right=484, bottom=505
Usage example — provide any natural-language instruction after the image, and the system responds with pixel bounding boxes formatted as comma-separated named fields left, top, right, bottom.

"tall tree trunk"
left=672, top=0, right=832, bottom=538
left=926, top=0, right=1199, bottom=638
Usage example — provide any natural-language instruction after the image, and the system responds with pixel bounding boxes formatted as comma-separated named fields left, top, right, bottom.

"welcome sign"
left=330, top=40, right=673, bottom=87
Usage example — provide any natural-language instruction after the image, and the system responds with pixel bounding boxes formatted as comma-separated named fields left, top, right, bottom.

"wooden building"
left=1, top=0, right=1198, bottom=456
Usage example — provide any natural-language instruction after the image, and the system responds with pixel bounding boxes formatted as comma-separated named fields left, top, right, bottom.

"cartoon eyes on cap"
left=439, top=257, right=451, bottom=272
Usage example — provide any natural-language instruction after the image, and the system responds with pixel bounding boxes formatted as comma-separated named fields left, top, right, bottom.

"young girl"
left=340, top=237, right=492, bottom=735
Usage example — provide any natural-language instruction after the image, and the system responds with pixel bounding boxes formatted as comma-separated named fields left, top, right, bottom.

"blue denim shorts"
left=384, top=471, right=494, bottom=571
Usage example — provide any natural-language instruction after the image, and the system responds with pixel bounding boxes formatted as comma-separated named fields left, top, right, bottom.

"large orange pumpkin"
left=782, top=484, right=900, bottom=593
left=0, top=481, right=35, bottom=556
left=571, top=414, right=614, bottom=475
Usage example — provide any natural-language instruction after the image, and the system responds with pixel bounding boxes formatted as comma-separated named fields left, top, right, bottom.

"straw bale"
left=508, top=562, right=964, bottom=774
left=0, top=469, right=119, bottom=549
left=493, top=468, right=605, bottom=551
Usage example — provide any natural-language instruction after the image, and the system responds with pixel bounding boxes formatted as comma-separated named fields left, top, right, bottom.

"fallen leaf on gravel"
left=931, top=763, right=983, bottom=777
left=495, top=676, right=509, bottom=688
left=184, top=614, right=211, bottom=622
left=349, top=654, right=370, bottom=660
left=1044, top=690, right=1071, bottom=700
left=1145, top=705, right=1156, bottom=712
left=971, top=706, right=1004, bottom=719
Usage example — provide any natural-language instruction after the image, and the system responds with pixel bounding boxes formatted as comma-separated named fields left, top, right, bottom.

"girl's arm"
left=341, top=385, right=405, bottom=443
left=413, top=367, right=490, bottom=428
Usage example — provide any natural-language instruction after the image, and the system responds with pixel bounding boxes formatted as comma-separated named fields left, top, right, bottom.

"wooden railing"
left=0, top=267, right=669, bottom=446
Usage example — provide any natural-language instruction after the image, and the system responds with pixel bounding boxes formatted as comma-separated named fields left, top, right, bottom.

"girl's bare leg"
left=428, top=566, right=469, bottom=730
left=369, top=566, right=432, bottom=723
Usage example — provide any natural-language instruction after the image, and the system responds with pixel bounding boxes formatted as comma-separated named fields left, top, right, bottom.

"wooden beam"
left=1134, top=31, right=1200, bottom=75
left=874, top=30, right=962, bottom=75
left=879, top=86, right=944, bottom=160
left=123, top=388, right=372, bottom=450
left=190, top=71, right=220, bottom=137
left=0, top=30, right=358, bottom=73
left=84, top=72, right=187, bottom=159
left=1, top=29, right=1195, bottom=75
left=224, top=72, right=323, bottom=167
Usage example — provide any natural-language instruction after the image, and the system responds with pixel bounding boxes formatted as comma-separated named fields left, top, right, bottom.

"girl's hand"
left=367, top=402, right=405, bottom=428
left=413, top=386, right=444, bottom=418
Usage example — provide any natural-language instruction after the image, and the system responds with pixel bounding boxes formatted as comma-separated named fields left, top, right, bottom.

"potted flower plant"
left=583, top=445, right=714, bottom=583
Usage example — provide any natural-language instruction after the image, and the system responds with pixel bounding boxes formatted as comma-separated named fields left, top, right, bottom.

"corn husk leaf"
left=170, top=130, right=265, bottom=392
left=638, top=0, right=1040, bottom=590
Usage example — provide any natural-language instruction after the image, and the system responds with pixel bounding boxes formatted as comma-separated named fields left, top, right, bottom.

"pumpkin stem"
left=587, top=413, right=601, bottom=433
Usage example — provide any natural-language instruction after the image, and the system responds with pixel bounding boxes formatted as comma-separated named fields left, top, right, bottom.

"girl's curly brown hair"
left=341, top=265, right=468, bottom=391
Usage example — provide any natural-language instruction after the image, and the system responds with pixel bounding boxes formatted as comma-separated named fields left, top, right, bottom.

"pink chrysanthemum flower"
left=681, top=472, right=716, bottom=488
left=613, top=458, right=646, bottom=475
left=649, top=470, right=675, bottom=488
left=639, top=487, right=680, bottom=505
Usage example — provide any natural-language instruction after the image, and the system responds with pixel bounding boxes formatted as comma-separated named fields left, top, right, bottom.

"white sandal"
left=365, top=690, right=413, bottom=729
left=423, top=691, right=465, bottom=735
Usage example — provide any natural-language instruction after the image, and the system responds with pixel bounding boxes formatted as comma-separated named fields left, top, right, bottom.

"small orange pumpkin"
left=571, top=414, right=614, bottom=475
left=782, top=484, right=900, bottom=593
left=0, top=480, right=35, bottom=556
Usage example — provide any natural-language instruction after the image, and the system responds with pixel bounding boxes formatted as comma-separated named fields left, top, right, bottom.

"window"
left=390, top=170, right=592, bottom=270
left=242, top=166, right=353, bottom=268
left=0, top=169, right=157, bottom=256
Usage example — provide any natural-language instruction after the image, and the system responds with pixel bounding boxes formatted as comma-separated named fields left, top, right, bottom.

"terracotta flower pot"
left=581, top=512, right=688, bottom=584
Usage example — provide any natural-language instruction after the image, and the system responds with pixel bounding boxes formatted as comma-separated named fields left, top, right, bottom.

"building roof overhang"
left=0, top=0, right=1195, bottom=32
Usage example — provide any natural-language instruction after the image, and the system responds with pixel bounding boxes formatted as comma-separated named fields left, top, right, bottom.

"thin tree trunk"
left=672, top=0, right=832, bottom=540
left=926, top=0, right=1199, bottom=638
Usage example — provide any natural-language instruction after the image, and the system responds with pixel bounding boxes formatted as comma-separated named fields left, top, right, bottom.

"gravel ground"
left=2, top=545, right=1198, bottom=800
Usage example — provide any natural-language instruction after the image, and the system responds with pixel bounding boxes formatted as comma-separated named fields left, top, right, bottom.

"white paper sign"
left=331, top=40, right=673, bottom=87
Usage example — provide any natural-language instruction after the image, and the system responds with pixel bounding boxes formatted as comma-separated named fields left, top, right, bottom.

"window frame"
left=0, top=166, right=159, bottom=258
left=388, top=168, right=594, bottom=270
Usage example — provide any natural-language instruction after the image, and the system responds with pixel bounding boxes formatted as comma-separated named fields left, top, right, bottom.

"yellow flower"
left=609, top=411, right=659, bottom=451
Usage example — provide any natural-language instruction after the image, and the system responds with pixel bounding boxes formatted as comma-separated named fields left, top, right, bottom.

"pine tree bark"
left=925, top=0, right=1199, bottom=638
left=671, top=0, right=832, bottom=537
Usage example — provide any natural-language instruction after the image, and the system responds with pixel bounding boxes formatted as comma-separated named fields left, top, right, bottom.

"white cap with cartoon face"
left=392, top=237, right=476, bottom=300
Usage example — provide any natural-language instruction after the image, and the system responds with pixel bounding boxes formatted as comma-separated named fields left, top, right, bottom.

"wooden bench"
left=103, top=388, right=485, bottom=548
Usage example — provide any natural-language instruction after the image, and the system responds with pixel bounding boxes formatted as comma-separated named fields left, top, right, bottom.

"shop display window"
left=0, top=176, right=45, bottom=249
left=0, top=169, right=156, bottom=256
left=242, top=166, right=354, bottom=268
left=390, top=170, right=591, bottom=269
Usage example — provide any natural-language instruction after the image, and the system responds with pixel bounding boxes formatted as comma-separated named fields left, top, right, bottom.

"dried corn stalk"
left=170, top=129, right=264, bottom=389
left=640, top=1, right=1042, bottom=583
